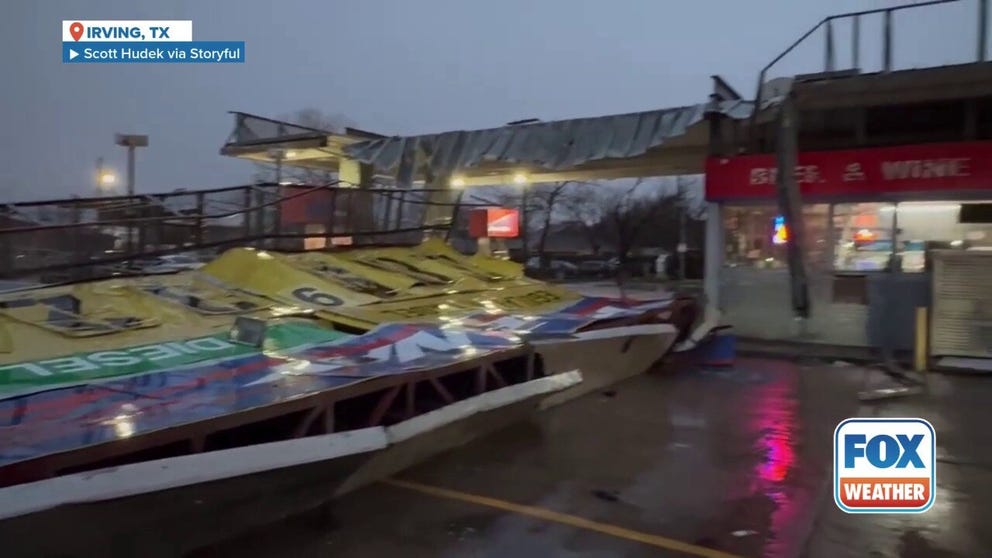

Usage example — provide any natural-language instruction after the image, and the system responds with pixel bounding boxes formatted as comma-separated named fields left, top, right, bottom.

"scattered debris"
left=832, top=360, right=854, bottom=367
left=591, top=489, right=620, bottom=502
left=731, top=529, right=758, bottom=537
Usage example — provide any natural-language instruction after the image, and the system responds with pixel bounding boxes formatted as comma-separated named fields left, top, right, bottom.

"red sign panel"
left=705, top=141, right=992, bottom=201
left=468, top=208, right=519, bottom=238
left=280, top=186, right=334, bottom=225
left=486, top=208, right=520, bottom=237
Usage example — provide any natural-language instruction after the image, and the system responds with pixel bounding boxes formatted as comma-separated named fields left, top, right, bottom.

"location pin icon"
left=69, top=22, right=84, bottom=41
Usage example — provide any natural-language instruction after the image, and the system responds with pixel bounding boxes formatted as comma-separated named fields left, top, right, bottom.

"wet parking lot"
left=198, top=357, right=992, bottom=558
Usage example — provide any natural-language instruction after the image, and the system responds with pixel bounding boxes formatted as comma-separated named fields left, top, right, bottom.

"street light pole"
left=115, top=134, right=148, bottom=196
left=678, top=202, right=687, bottom=281
left=676, top=177, right=688, bottom=281
left=115, top=134, right=149, bottom=250
left=514, top=173, right=530, bottom=264
left=126, top=145, right=136, bottom=197
left=96, top=157, right=105, bottom=196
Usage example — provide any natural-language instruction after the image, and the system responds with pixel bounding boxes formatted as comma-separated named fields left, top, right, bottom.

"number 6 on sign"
left=291, top=287, right=344, bottom=307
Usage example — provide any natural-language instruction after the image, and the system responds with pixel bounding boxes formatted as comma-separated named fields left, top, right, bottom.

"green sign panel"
left=0, top=321, right=348, bottom=399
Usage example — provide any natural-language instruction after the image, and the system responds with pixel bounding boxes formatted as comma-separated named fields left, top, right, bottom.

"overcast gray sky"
left=0, top=0, right=973, bottom=202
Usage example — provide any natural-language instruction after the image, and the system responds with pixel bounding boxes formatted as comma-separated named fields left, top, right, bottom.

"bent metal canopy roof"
left=344, top=100, right=752, bottom=184
left=222, top=98, right=754, bottom=186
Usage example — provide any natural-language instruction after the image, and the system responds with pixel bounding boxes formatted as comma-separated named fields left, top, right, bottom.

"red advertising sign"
left=280, top=185, right=333, bottom=225
left=468, top=208, right=520, bottom=238
left=486, top=208, right=520, bottom=237
left=705, top=141, right=992, bottom=201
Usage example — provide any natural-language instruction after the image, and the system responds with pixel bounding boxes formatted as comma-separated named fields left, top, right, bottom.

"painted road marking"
left=383, top=478, right=743, bottom=558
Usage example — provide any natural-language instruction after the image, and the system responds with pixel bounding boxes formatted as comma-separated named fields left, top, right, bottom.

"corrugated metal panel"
left=344, top=101, right=754, bottom=179
left=931, top=251, right=992, bottom=357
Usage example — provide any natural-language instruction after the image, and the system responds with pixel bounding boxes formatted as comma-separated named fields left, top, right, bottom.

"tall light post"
left=115, top=134, right=148, bottom=250
left=115, top=134, right=148, bottom=198
left=676, top=176, right=689, bottom=281
left=514, top=173, right=530, bottom=263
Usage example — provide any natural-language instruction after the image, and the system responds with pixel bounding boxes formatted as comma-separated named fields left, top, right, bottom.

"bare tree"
left=253, top=109, right=359, bottom=184
left=527, top=181, right=573, bottom=270
left=600, top=180, right=667, bottom=260
left=597, top=178, right=702, bottom=285
left=560, top=183, right=607, bottom=255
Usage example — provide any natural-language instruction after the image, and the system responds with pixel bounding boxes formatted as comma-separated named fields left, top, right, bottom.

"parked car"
left=578, top=260, right=610, bottom=277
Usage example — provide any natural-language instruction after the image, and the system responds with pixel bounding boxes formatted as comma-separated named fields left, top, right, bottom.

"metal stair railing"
left=749, top=0, right=983, bottom=148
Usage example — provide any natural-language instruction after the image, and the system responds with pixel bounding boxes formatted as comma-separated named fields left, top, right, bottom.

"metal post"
left=445, top=190, right=464, bottom=242
left=678, top=207, right=686, bottom=281
left=824, top=19, right=835, bottom=72
left=775, top=94, right=810, bottom=322
left=890, top=201, right=899, bottom=272
left=393, top=191, right=404, bottom=230
left=979, top=0, right=989, bottom=62
left=883, top=9, right=893, bottom=72
left=382, top=190, right=394, bottom=233
left=852, top=15, right=861, bottom=69
left=520, top=186, right=529, bottom=264
left=115, top=134, right=147, bottom=254
left=126, top=146, right=135, bottom=197
left=95, top=157, right=104, bottom=197
left=242, top=186, right=252, bottom=241
left=254, top=187, right=266, bottom=248
left=703, top=201, right=723, bottom=313
left=194, top=191, right=205, bottom=246
left=125, top=146, right=136, bottom=250
left=914, top=307, right=929, bottom=372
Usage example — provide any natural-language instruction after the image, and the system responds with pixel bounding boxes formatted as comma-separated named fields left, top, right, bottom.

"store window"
left=894, top=201, right=992, bottom=272
left=833, top=203, right=896, bottom=271
left=723, top=204, right=829, bottom=270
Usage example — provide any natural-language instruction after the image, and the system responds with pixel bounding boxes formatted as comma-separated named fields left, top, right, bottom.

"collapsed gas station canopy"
left=221, top=97, right=753, bottom=186
left=219, top=112, right=386, bottom=172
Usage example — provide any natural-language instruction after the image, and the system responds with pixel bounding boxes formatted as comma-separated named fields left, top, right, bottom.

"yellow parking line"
left=382, top=478, right=743, bottom=558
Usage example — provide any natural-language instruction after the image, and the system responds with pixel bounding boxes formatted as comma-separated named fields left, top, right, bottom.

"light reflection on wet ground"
left=200, top=358, right=991, bottom=558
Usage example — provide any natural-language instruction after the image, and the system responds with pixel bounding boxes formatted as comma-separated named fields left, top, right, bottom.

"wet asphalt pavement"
left=198, top=358, right=992, bottom=558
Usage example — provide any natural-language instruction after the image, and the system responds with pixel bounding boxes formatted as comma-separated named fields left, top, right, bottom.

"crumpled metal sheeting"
left=716, top=99, right=757, bottom=119
left=344, top=101, right=754, bottom=177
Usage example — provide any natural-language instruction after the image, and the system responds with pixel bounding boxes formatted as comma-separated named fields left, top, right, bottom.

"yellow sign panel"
left=0, top=242, right=574, bottom=363
left=338, top=247, right=471, bottom=288
left=135, top=273, right=276, bottom=316
left=336, top=244, right=534, bottom=295
left=0, top=280, right=227, bottom=364
left=201, top=248, right=381, bottom=309
left=203, top=243, right=581, bottom=328
left=413, top=239, right=527, bottom=281
left=330, top=284, right=580, bottom=325
left=0, top=283, right=161, bottom=338
left=288, top=252, right=418, bottom=298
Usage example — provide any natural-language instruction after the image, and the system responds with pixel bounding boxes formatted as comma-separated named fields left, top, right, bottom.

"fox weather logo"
left=834, top=418, right=936, bottom=514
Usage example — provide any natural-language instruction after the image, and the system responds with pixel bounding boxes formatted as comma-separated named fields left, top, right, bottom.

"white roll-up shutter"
left=931, top=250, right=992, bottom=357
